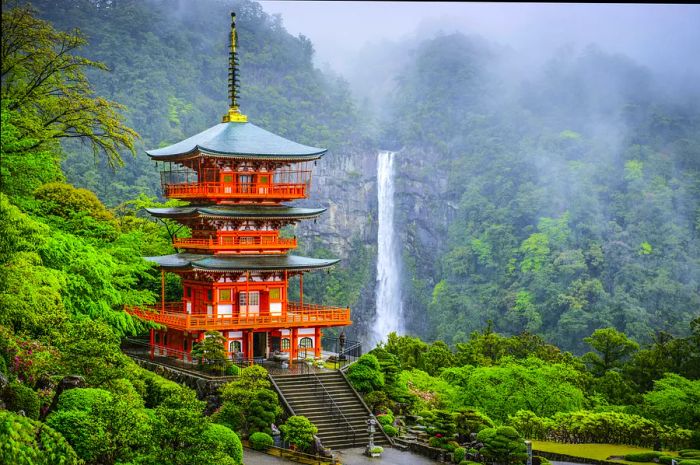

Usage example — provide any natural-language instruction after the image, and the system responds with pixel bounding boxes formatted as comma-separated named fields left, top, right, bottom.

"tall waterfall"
left=371, top=150, right=403, bottom=347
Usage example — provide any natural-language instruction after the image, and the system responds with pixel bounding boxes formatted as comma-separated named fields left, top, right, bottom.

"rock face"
left=294, top=144, right=451, bottom=343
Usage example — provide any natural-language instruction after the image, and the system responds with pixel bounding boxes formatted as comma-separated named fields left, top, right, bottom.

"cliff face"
left=294, top=145, right=452, bottom=343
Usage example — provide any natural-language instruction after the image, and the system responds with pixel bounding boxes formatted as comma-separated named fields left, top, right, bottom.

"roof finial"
left=222, top=11, right=247, bottom=123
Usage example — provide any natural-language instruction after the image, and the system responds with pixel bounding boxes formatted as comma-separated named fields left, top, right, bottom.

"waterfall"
left=371, top=150, right=403, bottom=347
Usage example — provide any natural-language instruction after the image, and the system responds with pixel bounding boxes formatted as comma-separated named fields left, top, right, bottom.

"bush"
left=681, top=451, right=700, bottom=458
left=0, top=410, right=79, bottom=464
left=3, top=382, right=40, bottom=419
left=459, top=461, right=480, bottom=465
left=346, top=354, right=384, bottom=393
left=225, top=363, right=241, bottom=376
left=382, top=424, right=398, bottom=437
left=377, top=413, right=394, bottom=426
left=57, top=388, right=112, bottom=412
left=280, top=416, right=317, bottom=452
left=249, top=431, right=274, bottom=451
left=453, top=446, right=466, bottom=463
left=624, top=452, right=663, bottom=462
left=679, top=461, right=700, bottom=465
left=660, top=456, right=675, bottom=465
left=428, top=436, right=442, bottom=447
left=203, top=423, right=243, bottom=464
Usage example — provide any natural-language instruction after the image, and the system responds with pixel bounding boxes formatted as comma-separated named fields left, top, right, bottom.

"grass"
left=531, top=440, right=677, bottom=464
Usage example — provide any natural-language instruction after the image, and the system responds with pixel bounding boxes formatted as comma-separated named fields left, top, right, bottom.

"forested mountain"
left=385, top=34, right=700, bottom=351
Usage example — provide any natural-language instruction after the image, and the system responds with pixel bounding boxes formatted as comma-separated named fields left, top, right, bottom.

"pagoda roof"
left=146, top=122, right=326, bottom=161
left=146, top=253, right=339, bottom=272
left=146, top=205, right=325, bottom=221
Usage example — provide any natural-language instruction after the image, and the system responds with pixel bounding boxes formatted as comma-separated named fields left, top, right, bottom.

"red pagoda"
left=126, top=13, right=351, bottom=364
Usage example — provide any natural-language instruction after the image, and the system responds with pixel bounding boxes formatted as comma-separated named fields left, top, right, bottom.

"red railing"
left=163, top=182, right=307, bottom=201
left=172, top=235, right=297, bottom=252
left=125, top=301, right=351, bottom=331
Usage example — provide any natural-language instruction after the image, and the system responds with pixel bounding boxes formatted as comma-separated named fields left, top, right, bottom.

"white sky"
left=258, top=2, right=700, bottom=77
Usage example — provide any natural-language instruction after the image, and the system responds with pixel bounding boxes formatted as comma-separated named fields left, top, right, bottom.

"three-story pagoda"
left=126, top=13, right=351, bottom=364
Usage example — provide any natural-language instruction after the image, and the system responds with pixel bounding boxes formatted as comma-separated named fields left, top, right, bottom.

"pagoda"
left=126, top=12, right=351, bottom=364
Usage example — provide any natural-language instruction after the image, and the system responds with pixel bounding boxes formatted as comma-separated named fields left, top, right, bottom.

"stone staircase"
left=270, top=371, right=392, bottom=450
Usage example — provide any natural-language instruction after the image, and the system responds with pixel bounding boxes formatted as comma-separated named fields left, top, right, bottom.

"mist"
left=260, top=2, right=700, bottom=110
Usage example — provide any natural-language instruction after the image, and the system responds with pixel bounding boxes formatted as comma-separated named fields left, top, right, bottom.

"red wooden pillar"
left=247, top=330, right=254, bottom=363
left=149, top=328, right=155, bottom=360
left=315, top=328, right=322, bottom=358
left=290, top=327, right=298, bottom=362
left=161, top=269, right=165, bottom=312
left=299, top=273, right=303, bottom=307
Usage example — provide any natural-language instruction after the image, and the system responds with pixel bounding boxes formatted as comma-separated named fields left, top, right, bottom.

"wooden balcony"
left=172, top=235, right=297, bottom=253
left=163, top=181, right=307, bottom=202
left=125, top=301, right=352, bottom=331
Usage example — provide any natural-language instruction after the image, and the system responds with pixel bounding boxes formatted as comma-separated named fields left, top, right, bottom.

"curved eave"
left=145, top=253, right=340, bottom=273
left=147, top=146, right=326, bottom=162
left=146, top=206, right=326, bottom=221
left=145, top=122, right=327, bottom=161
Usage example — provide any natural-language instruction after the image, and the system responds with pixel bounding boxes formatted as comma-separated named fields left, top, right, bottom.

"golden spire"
left=222, top=11, right=247, bottom=123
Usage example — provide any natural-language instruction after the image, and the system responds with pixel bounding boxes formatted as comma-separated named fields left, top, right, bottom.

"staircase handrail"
left=311, top=371, right=358, bottom=447
left=268, top=374, right=296, bottom=416
left=338, top=369, right=394, bottom=446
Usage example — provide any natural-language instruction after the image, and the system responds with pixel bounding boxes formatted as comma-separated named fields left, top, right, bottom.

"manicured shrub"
left=659, top=456, right=675, bottom=464
left=3, top=381, right=40, bottom=419
left=203, top=423, right=243, bottom=464
left=57, top=387, right=112, bottom=412
left=428, top=436, right=442, bottom=447
left=453, top=446, right=466, bottom=463
left=382, top=424, right=398, bottom=437
left=346, top=354, right=384, bottom=393
left=249, top=431, right=274, bottom=451
left=459, top=461, right=480, bottom=465
left=0, top=410, right=79, bottom=464
left=377, top=413, right=394, bottom=426
left=624, top=452, right=663, bottom=462
left=681, top=451, right=700, bottom=458
left=225, top=363, right=241, bottom=376
left=679, top=461, right=700, bottom=465
left=144, top=373, right=182, bottom=407
left=534, top=456, right=551, bottom=465
left=280, top=415, right=317, bottom=452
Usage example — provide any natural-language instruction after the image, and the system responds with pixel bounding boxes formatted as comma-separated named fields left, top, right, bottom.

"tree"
left=346, top=353, right=385, bottom=393
left=1, top=4, right=138, bottom=169
left=583, top=327, right=639, bottom=376
left=191, top=331, right=227, bottom=371
left=0, top=410, right=78, bottom=465
left=419, top=340, right=455, bottom=376
left=280, top=415, right=318, bottom=451
left=477, top=426, right=528, bottom=465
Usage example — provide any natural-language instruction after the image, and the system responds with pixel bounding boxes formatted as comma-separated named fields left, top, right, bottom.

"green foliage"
left=441, top=357, right=584, bottom=421
left=217, top=365, right=281, bottom=436
left=48, top=386, right=152, bottom=464
left=2, top=381, right=40, bottom=420
left=347, top=353, right=385, bottom=393
left=382, top=424, right=398, bottom=437
left=643, top=373, right=700, bottom=430
left=583, top=327, right=640, bottom=375
left=1, top=4, right=138, bottom=169
left=453, top=447, right=466, bottom=463
left=202, top=423, right=243, bottom=465
left=624, top=452, right=663, bottom=462
left=191, top=330, right=227, bottom=371
left=455, top=408, right=495, bottom=437
left=280, top=415, right=318, bottom=452
left=56, top=387, right=110, bottom=410
left=249, top=431, right=274, bottom=451
left=0, top=410, right=78, bottom=465
left=477, top=426, right=528, bottom=464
